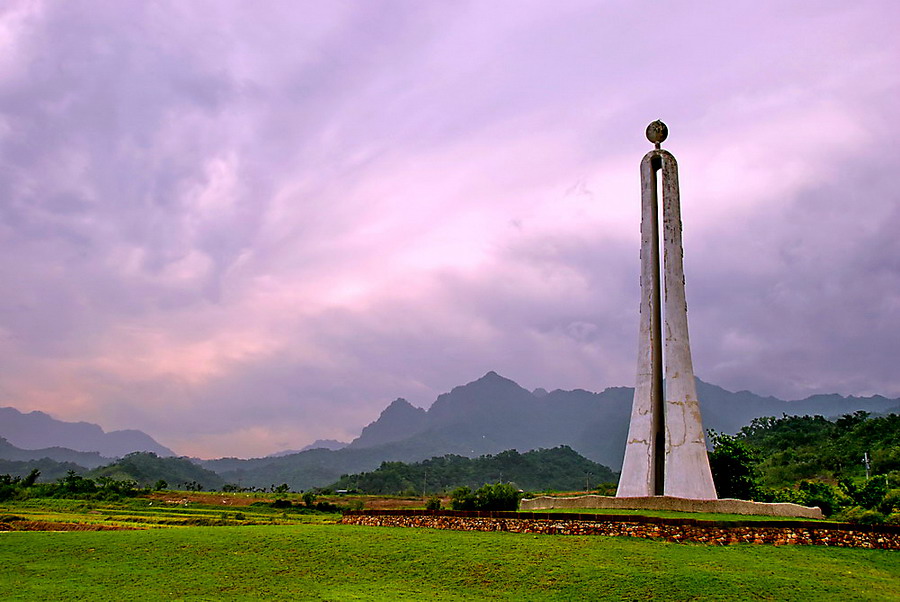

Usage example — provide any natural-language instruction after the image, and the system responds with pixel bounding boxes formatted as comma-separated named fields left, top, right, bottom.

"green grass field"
left=1, top=495, right=898, bottom=600
left=2, top=522, right=899, bottom=600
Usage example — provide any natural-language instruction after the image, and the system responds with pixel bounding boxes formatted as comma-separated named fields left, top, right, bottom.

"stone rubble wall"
left=340, top=510, right=900, bottom=550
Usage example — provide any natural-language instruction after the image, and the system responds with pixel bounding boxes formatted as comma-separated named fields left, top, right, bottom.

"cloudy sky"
left=1, top=1, right=898, bottom=458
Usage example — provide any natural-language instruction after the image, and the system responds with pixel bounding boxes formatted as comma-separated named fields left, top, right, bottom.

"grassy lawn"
left=1, top=523, right=898, bottom=600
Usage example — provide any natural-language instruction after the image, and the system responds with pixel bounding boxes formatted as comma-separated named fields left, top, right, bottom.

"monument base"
left=519, top=494, right=823, bottom=519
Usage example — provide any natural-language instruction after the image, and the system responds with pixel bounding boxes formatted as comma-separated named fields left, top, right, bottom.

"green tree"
left=22, top=468, right=40, bottom=487
left=450, top=483, right=521, bottom=511
left=708, top=431, right=760, bottom=500
left=796, top=481, right=843, bottom=517
left=849, top=475, right=889, bottom=510
left=59, top=471, right=97, bottom=496
left=450, top=486, right=475, bottom=510
left=474, top=482, right=521, bottom=510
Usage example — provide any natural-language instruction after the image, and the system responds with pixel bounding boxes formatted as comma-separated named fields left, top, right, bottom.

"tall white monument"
left=616, top=121, right=717, bottom=500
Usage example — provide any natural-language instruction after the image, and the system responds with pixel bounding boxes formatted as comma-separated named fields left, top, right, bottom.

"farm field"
left=0, top=491, right=442, bottom=531
left=1, top=494, right=898, bottom=600
left=0, top=495, right=336, bottom=530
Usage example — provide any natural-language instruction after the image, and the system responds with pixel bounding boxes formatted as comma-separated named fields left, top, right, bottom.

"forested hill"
left=328, top=446, right=617, bottom=494
left=707, top=411, right=900, bottom=521
left=87, top=452, right=225, bottom=491
left=734, top=411, right=900, bottom=488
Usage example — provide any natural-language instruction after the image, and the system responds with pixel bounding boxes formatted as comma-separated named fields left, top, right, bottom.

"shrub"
left=450, top=486, right=475, bottom=510
left=476, top=482, right=521, bottom=511
left=594, top=482, right=617, bottom=496
left=840, top=506, right=886, bottom=525
left=797, top=480, right=844, bottom=517
left=425, top=496, right=442, bottom=511
left=450, top=483, right=522, bottom=511
left=878, top=489, right=900, bottom=515
left=315, top=501, right=341, bottom=512
left=887, top=471, right=900, bottom=489
left=857, top=475, right=889, bottom=509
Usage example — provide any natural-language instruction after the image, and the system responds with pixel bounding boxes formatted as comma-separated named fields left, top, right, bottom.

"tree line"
left=708, top=411, right=900, bottom=523
left=0, top=469, right=150, bottom=502
left=329, top=446, right=617, bottom=495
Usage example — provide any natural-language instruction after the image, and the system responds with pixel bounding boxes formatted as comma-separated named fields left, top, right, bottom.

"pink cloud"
left=0, top=1, right=898, bottom=457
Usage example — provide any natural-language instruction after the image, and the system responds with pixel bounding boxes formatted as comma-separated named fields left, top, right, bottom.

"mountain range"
left=0, top=407, right=175, bottom=458
left=2, top=372, right=898, bottom=490
left=198, top=371, right=899, bottom=490
left=0, top=436, right=111, bottom=469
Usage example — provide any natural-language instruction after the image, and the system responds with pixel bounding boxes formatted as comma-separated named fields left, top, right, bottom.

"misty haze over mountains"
left=0, top=407, right=175, bottom=459
left=2, top=372, right=898, bottom=490
left=339, top=371, right=900, bottom=466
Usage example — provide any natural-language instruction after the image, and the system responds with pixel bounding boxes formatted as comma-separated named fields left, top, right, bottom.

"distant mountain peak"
left=268, top=439, right=349, bottom=456
left=449, top=371, right=530, bottom=396
left=348, top=398, right=428, bottom=449
left=426, top=371, right=536, bottom=425
left=379, top=398, right=425, bottom=420
left=385, top=397, right=419, bottom=410
left=476, top=370, right=513, bottom=383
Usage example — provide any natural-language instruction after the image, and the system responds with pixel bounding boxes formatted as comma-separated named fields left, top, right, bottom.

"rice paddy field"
left=0, top=494, right=330, bottom=530
left=1, top=493, right=898, bottom=601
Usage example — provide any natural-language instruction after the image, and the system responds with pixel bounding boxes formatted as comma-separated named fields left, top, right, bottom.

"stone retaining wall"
left=520, top=494, right=823, bottom=519
left=340, top=510, right=900, bottom=550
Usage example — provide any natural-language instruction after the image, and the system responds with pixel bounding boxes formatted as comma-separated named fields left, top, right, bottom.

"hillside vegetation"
left=87, top=452, right=225, bottom=491
left=739, top=411, right=899, bottom=486
left=0, top=457, right=90, bottom=482
left=329, top=446, right=616, bottom=494
left=709, top=412, right=900, bottom=522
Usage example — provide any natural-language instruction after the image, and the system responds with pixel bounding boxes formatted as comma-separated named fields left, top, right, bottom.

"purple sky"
left=1, top=1, right=899, bottom=458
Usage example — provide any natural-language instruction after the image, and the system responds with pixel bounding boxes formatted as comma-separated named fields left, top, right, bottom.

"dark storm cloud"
left=0, top=0, right=898, bottom=456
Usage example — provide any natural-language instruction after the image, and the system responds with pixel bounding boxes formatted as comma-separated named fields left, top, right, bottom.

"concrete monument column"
left=616, top=121, right=717, bottom=500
